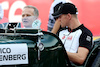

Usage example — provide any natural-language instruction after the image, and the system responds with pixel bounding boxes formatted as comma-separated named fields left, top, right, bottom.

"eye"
left=22, top=14, right=31, bottom=17
left=22, top=14, right=25, bottom=17
left=27, top=15, right=31, bottom=17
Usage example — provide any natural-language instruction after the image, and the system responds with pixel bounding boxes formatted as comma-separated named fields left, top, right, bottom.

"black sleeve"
left=79, top=32, right=93, bottom=51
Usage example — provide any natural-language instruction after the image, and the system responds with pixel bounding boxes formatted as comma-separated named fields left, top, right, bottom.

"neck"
left=69, top=18, right=81, bottom=30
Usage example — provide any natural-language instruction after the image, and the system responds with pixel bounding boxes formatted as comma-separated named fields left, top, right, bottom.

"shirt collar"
left=68, top=24, right=84, bottom=32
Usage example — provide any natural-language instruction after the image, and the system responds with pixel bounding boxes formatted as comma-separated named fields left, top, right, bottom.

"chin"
left=61, top=25, right=66, bottom=28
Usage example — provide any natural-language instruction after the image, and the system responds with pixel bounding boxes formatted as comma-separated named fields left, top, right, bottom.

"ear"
left=67, top=13, right=72, bottom=20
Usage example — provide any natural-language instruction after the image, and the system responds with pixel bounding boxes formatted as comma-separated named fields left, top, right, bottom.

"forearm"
left=67, top=47, right=89, bottom=65
left=67, top=52, right=84, bottom=65
left=51, top=18, right=61, bottom=34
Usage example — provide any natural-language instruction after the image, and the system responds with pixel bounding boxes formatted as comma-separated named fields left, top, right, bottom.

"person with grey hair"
left=22, top=5, right=41, bottom=28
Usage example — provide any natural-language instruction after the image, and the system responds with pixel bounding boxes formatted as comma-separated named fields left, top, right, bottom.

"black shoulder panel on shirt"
left=79, top=25, right=93, bottom=51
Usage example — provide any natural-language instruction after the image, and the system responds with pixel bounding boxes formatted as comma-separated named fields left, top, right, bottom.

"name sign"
left=0, top=43, right=28, bottom=65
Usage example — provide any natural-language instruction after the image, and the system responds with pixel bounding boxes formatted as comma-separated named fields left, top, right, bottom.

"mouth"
left=22, top=18, right=28, bottom=23
left=22, top=20, right=28, bottom=23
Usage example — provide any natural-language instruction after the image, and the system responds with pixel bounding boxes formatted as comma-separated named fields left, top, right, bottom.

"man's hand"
left=51, top=18, right=61, bottom=34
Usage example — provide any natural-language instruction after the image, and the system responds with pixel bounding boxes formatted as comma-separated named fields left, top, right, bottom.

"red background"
left=0, top=0, right=100, bottom=36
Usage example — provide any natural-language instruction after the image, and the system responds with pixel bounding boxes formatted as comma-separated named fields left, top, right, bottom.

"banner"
left=0, top=43, right=28, bottom=65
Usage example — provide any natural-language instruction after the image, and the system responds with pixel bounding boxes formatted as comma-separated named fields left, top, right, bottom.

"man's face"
left=22, top=8, right=36, bottom=28
left=60, top=14, right=69, bottom=28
